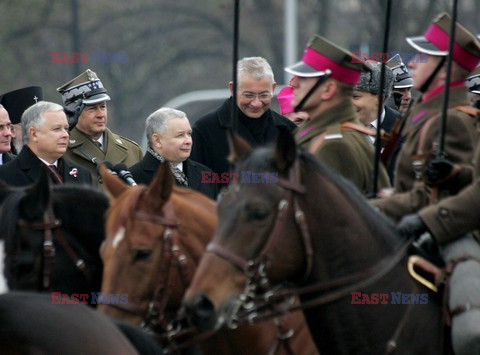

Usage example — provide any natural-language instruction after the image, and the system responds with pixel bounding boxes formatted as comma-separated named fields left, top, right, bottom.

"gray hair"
left=145, top=107, right=188, bottom=147
left=22, top=101, right=64, bottom=144
left=237, top=57, right=274, bottom=84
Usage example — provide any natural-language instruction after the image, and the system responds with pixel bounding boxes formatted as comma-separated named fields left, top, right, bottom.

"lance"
left=437, top=0, right=458, bottom=159
left=231, top=0, right=240, bottom=132
left=369, top=0, right=392, bottom=198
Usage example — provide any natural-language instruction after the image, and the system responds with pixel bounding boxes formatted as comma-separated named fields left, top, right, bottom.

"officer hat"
left=386, top=54, right=413, bottom=89
left=406, top=12, right=480, bottom=71
left=466, top=66, right=480, bottom=94
left=277, top=86, right=295, bottom=115
left=57, top=69, right=111, bottom=106
left=355, top=61, right=394, bottom=98
left=0, top=86, right=43, bottom=124
left=285, top=35, right=370, bottom=85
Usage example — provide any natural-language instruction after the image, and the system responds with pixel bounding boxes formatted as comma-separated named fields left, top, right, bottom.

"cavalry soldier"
left=57, top=69, right=143, bottom=188
left=285, top=35, right=391, bottom=195
left=372, top=12, right=480, bottom=221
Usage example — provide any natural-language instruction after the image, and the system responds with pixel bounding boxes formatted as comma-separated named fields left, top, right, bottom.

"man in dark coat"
left=0, top=104, right=14, bottom=166
left=129, top=107, right=218, bottom=200
left=191, top=57, right=296, bottom=190
left=0, top=101, right=91, bottom=187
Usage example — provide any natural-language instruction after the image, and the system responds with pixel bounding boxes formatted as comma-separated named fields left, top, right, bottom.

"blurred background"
left=1, top=0, right=478, bottom=146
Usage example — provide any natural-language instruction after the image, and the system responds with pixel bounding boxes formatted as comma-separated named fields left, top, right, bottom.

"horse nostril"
left=186, top=293, right=216, bottom=330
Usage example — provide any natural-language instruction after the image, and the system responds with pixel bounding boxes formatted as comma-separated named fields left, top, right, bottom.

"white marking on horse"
left=112, top=227, right=126, bottom=249
left=0, top=240, right=9, bottom=294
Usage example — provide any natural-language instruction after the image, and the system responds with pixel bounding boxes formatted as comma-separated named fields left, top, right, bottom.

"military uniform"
left=57, top=69, right=143, bottom=189
left=65, top=127, right=142, bottom=188
left=296, top=100, right=390, bottom=194
left=372, top=85, right=479, bottom=221
left=371, top=11, right=480, bottom=222
left=285, top=35, right=390, bottom=195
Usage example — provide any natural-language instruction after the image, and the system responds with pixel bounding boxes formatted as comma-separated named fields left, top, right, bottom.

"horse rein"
left=105, top=190, right=192, bottom=337
left=17, top=200, right=89, bottom=290
left=205, top=157, right=416, bottom=330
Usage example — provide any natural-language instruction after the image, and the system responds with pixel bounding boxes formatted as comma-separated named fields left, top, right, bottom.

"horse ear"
left=99, top=164, right=128, bottom=199
left=20, top=170, right=51, bottom=220
left=275, top=126, right=297, bottom=174
left=227, top=128, right=252, bottom=164
left=148, top=161, right=174, bottom=204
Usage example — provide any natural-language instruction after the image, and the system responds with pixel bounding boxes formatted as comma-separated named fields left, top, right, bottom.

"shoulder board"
left=117, top=135, right=141, bottom=148
left=324, top=124, right=343, bottom=140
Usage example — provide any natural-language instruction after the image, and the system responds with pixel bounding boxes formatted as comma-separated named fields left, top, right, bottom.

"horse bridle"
left=106, top=190, right=193, bottom=338
left=205, top=158, right=414, bottom=329
left=16, top=199, right=89, bottom=290
left=207, top=159, right=314, bottom=297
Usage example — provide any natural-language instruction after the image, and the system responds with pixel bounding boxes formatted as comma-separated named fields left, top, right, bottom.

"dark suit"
left=382, top=105, right=398, bottom=133
left=0, top=146, right=91, bottom=187
left=191, top=97, right=296, bottom=189
left=129, top=151, right=218, bottom=200
left=0, top=152, right=15, bottom=165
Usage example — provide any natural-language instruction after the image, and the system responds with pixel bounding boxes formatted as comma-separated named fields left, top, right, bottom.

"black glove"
left=397, top=214, right=444, bottom=266
left=426, top=157, right=455, bottom=185
left=397, top=214, right=428, bottom=241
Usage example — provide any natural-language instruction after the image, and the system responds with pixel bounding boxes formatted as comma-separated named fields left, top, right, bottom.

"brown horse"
left=97, top=163, right=318, bottom=354
left=184, top=129, right=448, bottom=355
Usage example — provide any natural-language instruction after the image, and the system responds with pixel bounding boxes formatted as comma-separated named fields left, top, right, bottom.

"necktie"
left=47, top=164, right=63, bottom=184
left=95, top=141, right=103, bottom=151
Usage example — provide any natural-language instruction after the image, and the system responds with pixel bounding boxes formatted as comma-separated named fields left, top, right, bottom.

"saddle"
left=409, top=235, right=480, bottom=355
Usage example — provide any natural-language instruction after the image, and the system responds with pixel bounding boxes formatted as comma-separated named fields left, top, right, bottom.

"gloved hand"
left=397, top=214, right=428, bottom=241
left=397, top=214, right=444, bottom=266
left=426, top=157, right=457, bottom=185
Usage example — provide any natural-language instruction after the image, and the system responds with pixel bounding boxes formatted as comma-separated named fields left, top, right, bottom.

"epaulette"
left=117, top=135, right=141, bottom=148
left=324, top=124, right=343, bottom=140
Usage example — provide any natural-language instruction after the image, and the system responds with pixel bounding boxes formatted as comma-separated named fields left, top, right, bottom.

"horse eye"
left=250, top=209, right=269, bottom=221
left=134, top=249, right=152, bottom=262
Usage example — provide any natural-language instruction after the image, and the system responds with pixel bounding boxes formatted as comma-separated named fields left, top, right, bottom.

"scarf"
left=147, top=147, right=188, bottom=187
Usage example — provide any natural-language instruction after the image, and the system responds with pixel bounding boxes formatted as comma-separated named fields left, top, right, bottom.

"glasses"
left=240, top=92, right=272, bottom=101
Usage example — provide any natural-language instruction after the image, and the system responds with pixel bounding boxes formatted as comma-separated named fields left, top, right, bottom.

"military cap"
left=386, top=54, right=413, bottom=89
left=285, top=35, right=370, bottom=85
left=57, top=69, right=110, bottom=106
left=355, top=61, right=394, bottom=98
left=406, top=12, right=480, bottom=71
left=466, top=66, right=480, bottom=94
left=0, top=86, right=43, bottom=124
left=277, top=86, right=295, bottom=115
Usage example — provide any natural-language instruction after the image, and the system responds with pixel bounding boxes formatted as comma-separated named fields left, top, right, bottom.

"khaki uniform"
left=65, top=127, right=143, bottom=188
left=372, top=85, right=479, bottom=221
left=296, top=100, right=391, bottom=195
left=419, top=141, right=480, bottom=244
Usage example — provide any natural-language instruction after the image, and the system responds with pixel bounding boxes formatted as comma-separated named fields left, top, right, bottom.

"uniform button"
left=439, top=208, right=449, bottom=217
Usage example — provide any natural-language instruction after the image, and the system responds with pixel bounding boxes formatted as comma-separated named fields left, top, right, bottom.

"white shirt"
left=0, top=153, right=3, bottom=166
left=368, top=109, right=385, bottom=144
left=38, top=158, right=58, bottom=168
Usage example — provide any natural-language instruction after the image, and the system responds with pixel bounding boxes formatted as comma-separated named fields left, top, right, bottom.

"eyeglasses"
left=240, top=92, right=273, bottom=101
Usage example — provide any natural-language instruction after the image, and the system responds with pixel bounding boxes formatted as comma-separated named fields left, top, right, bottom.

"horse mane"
left=239, top=144, right=399, bottom=249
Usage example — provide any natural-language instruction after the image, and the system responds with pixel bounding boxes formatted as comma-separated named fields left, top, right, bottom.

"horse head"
left=98, top=162, right=217, bottom=332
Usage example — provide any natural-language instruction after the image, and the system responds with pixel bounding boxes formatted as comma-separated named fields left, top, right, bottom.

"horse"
left=0, top=171, right=107, bottom=298
left=97, top=162, right=318, bottom=355
left=183, top=128, right=448, bottom=355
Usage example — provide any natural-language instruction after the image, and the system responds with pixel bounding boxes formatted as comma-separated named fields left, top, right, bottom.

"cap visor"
left=83, top=94, right=111, bottom=105
left=406, top=36, right=448, bottom=56
left=394, top=78, right=414, bottom=88
left=285, top=61, right=328, bottom=78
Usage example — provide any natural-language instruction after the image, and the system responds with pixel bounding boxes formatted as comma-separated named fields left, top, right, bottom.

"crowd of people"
left=1, top=9, right=480, bottom=352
